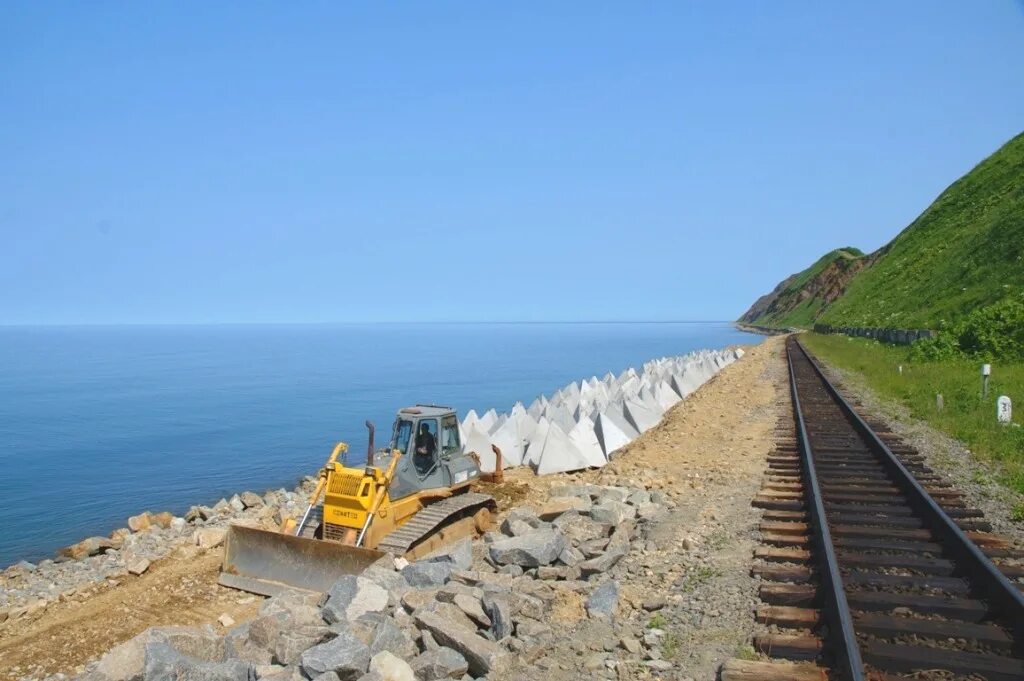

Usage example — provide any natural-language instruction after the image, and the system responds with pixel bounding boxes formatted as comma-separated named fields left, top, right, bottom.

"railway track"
left=723, top=337, right=1024, bottom=681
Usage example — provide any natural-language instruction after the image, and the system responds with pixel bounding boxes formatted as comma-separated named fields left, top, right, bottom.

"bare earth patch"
left=0, top=548, right=261, bottom=681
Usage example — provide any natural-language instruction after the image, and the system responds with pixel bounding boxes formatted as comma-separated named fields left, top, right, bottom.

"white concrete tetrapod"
left=593, top=411, right=633, bottom=459
left=532, top=421, right=591, bottom=475
left=568, top=420, right=607, bottom=468
left=478, top=408, right=499, bottom=433
left=488, top=417, right=525, bottom=467
left=623, top=398, right=661, bottom=434
left=463, top=423, right=500, bottom=473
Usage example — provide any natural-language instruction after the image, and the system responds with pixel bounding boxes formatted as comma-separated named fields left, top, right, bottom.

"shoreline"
left=1, top=337, right=786, bottom=681
left=3, top=327, right=765, bottom=569
left=732, top=321, right=789, bottom=336
left=0, top=343, right=753, bottom=615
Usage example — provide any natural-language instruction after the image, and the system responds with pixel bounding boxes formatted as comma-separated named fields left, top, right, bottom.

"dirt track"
left=0, top=547, right=261, bottom=681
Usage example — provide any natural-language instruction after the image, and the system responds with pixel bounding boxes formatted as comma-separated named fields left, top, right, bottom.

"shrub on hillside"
left=910, top=297, right=1024, bottom=361
left=957, top=298, right=1024, bottom=360
left=909, top=333, right=959, bottom=361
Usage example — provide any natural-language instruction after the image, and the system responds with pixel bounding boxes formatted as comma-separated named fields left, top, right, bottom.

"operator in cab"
left=414, top=422, right=436, bottom=472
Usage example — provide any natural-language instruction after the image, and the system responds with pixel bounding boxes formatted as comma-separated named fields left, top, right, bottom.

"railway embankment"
left=725, top=338, right=1024, bottom=680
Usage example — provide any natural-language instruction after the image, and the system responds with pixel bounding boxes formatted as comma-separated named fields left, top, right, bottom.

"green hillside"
left=739, top=247, right=865, bottom=327
left=820, top=131, right=1024, bottom=328
left=740, top=131, right=1024, bottom=334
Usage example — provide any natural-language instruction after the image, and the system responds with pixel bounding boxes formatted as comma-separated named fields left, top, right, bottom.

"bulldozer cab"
left=382, top=406, right=477, bottom=500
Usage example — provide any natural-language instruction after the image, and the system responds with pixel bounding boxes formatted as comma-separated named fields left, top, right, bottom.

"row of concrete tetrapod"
left=461, top=347, right=744, bottom=475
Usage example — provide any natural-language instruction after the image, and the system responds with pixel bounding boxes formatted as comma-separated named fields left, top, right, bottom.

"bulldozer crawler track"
left=299, top=506, right=323, bottom=538
left=376, top=492, right=495, bottom=556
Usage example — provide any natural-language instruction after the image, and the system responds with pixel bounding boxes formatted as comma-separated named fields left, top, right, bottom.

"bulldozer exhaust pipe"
left=365, top=420, right=375, bottom=466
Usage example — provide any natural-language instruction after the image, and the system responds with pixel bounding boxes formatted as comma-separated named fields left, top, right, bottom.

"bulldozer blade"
left=219, top=524, right=385, bottom=597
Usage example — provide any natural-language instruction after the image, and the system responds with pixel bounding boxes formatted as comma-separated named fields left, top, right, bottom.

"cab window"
left=414, top=419, right=438, bottom=459
left=413, top=419, right=439, bottom=474
left=392, top=419, right=414, bottom=455
left=441, top=416, right=460, bottom=458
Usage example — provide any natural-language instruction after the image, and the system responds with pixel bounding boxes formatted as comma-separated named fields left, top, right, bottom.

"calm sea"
left=0, top=322, right=760, bottom=566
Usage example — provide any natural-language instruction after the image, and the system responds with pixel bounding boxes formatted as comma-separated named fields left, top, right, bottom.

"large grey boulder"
left=155, top=626, right=225, bottom=662
left=299, top=631, right=370, bottom=680
left=367, top=652, right=414, bottom=681
left=586, top=581, right=619, bottom=619
left=451, top=594, right=490, bottom=629
left=419, top=538, right=472, bottom=571
left=239, top=491, right=264, bottom=509
left=500, top=518, right=537, bottom=538
left=595, top=486, right=629, bottom=504
left=487, top=529, right=565, bottom=568
left=550, top=512, right=609, bottom=545
left=97, top=626, right=225, bottom=681
left=513, top=618, right=551, bottom=639
left=399, top=588, right=439, bottom=614
left=247, top=617, right=284, bottom=653
left=412, top=601, right=478, bottom=633
left=480, top=593, right=512, bottom=640
left=362, top=566, right=411, bottom=602
left=589, top=500, right=635, bottom=526
left=504, top=592, right=545, bottom=621
left=625, top=490, right=651, bottom=507
left=537, top=496, right=591, bottom=521
left=260, top=590, right=324, bottom=628
left=274, top=626, right=332, bottom=666
left=224, top=624, right=273, bottom=666
left=578, top=522, right=632, bottom=577
left=409, top=647, right=468, bottom=680
left=435, top=582, right=482, bottom=604
left=322, top=576, right=389, bottom=624
left=367, top=617, right=418, bottom=659
left=400, top=562, right=451, bottom=588
left=413, top=611, right=505, bottom=676
left=143, top=643, right=251, bottom=681
left=59, top=536, right=116, bottom=560
left=558, top=545, right=586, bottom=567
left=498, top=508, right=543, bottom=536
left=578, top=538, right=610, bottom=558
left=329, top=616, right=380, bottom=649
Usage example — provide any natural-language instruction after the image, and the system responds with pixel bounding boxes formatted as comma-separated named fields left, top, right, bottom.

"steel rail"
left=786, top=339, right=865, bottom=681
left=793, top=338, right=1024, bottom=654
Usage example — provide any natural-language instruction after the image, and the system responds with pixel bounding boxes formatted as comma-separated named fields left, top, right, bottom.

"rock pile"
left=461, top=348, right=743, bottom=475
left=0, top=479, right=320, bottom=624
left=71, top=482, right=669, bottom=681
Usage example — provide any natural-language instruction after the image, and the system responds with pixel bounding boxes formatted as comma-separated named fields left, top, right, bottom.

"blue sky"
left=2, top=2, right=1023, bottom=324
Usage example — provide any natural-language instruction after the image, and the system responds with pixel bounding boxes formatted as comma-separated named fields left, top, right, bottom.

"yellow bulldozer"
left=219, top=405, right=498, bottom=596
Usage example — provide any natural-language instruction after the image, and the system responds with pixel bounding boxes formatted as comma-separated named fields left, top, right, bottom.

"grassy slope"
left=802, top=333, right=1024, bottom=510
left=749, top=247, right=864, bottom=327
left=820, top=132, right=1024, bottom=328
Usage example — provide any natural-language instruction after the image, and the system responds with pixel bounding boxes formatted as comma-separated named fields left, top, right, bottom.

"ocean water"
left=0, top=322, right=760, bottom=566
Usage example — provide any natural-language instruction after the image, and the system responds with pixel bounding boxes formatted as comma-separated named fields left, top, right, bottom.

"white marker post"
left=997, top=396, right=1012, bottom=425
left=981, top=364, right=991, bottom=399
